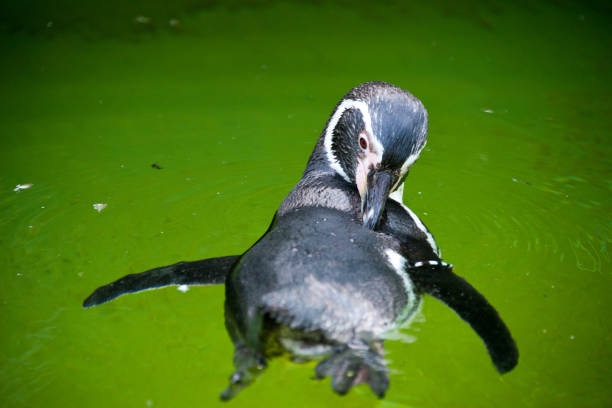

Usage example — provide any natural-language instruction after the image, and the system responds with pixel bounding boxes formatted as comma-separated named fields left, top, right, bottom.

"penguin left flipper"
left=407, top=263, right=519, bottom=374
left=82, top=255, right=240, bottom=308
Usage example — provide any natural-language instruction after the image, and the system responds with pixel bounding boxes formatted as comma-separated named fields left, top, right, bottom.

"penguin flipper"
left=83, top=255, right=240, bottom=308
left=408, top=264, right=519, bottom=374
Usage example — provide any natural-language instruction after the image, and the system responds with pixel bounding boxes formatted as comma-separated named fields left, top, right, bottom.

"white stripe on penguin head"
left=323, top=99, right=383, bottom=182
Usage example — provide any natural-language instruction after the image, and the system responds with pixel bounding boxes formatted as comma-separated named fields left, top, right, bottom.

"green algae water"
left=1, top=1, right=610, bottom=407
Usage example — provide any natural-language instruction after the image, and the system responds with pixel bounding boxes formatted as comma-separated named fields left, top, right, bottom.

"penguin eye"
left=359, top=136, right=368, bottom=150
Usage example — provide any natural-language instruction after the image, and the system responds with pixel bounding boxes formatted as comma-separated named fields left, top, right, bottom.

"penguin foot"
left=315, top=340, right=389, bottom=398
left=220, top=347, right=266, bottom=401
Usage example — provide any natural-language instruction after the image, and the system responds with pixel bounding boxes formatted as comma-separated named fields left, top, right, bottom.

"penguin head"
left=321, top=81, right=428, bottom=229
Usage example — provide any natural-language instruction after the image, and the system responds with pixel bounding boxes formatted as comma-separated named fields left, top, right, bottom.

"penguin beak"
left=361, top=170, right=393, bottom=230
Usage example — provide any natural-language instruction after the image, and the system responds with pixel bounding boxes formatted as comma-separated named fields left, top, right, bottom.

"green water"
left=1, top=1, right=610, bottom=407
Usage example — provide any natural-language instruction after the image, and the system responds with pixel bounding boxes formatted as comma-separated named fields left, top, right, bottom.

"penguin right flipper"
left=408, top=263, right=519, bottom=374
left=83, top=255, right=240, bottom=308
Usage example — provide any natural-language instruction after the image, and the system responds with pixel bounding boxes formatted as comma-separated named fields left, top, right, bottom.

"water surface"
left=1, top=2, right=610, bottom=407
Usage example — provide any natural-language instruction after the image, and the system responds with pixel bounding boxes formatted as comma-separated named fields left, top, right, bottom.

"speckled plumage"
left=83, top=81, right=518, bottom=401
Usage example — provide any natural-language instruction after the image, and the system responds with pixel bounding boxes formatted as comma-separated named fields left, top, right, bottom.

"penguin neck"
left=303, top=134, right=350, bottom=182
left=277, top=173, right=360, bottom=217
left=277, top=139, right=361, bottom=218
left=389, top=182, right=404, bottom=203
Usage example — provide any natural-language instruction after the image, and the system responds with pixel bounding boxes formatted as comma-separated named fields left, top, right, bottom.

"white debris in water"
left=135, top=16, right=151, bottom=24
left=482, top=108, right=494, bottom=114
left=177, top=285, right=189, bottom=293
left=13, top=184, right=33, bottom=192
left=146, top=400, right=153, bottom=407
left=570, top=335, right=575, bottom=340
left=93, top=203, right=107, bottom=212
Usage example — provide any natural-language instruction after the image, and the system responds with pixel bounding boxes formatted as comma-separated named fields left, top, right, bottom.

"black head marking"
left=373, top=94, right=427, bottom=169
left=331, top=108, right=365, bottom=182
left=347, top=82, right=428, bottom=170
left=306, top=81, right=428, bottom=184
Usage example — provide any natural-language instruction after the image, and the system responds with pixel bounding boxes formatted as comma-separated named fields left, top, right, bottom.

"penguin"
left=83, top=81, right=518, bottom=399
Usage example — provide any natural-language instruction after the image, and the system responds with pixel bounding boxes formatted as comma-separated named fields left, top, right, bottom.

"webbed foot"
left=315, top=340, right=388, bottom=398
left=220, top=346, right=266, bottom=401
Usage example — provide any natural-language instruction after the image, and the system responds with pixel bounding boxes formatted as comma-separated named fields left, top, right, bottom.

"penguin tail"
left=82, top=255, right=240, bottom=308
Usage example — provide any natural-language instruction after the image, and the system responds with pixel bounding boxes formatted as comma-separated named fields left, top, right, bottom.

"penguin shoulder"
left=380, top=194, right=441, bottom=260
left=277, top=172, right=360, bottom=216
